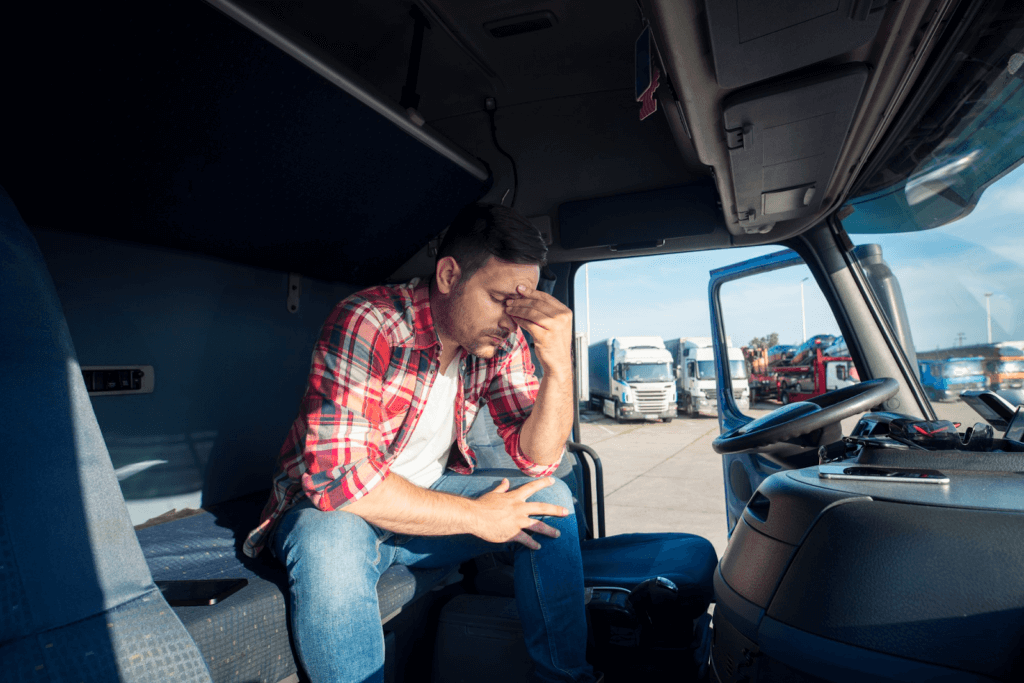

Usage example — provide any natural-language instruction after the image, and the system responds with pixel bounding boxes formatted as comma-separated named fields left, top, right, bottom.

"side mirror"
left=674, top=366, right=681, bottom=379
left=853, top=244, right=919, bottom=378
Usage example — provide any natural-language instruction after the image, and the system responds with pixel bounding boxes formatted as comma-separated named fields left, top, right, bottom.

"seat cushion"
left=474, top=532, right=717, bottom=620
left=581, top=532, right=717, bottom=619
left=136, top=492, right=457, bottom=683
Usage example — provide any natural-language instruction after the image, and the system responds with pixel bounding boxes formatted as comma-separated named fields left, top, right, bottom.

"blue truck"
left=918, top=356, right=987, bottom=401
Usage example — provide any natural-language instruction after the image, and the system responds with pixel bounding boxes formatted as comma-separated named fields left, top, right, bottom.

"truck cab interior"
left=4, top=1, right=1024, bottom=681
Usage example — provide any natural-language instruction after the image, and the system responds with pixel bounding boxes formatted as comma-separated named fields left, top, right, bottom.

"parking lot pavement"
left=578, top=411, right=730, bottom=560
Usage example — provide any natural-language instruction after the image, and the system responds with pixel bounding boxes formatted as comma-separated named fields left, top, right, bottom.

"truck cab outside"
left=666, top=337, right=749, bottom=417
left=918, top=357, right=988, bottom=401
left=588, top=337, right=676, bottom=422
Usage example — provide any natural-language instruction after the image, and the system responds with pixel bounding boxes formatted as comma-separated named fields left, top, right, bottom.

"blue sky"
left=574, top=165, right=1024, bottom=352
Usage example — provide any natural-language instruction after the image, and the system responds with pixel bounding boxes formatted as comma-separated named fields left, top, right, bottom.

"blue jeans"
left=272, top=470, right=595, bottom=683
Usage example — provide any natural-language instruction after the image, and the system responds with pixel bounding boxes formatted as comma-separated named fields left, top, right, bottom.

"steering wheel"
left=712, top=378, right=899, bottom=455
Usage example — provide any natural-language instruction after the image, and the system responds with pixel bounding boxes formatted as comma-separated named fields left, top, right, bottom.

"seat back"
left=0, top=186, right=211, bottom=681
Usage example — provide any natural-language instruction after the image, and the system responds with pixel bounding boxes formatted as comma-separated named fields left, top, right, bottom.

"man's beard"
left=436, top=286, right=510, bottom=357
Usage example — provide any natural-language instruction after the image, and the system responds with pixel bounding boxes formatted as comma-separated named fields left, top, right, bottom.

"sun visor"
left=723, top=65, right=869, bottom=234
left=557, top=181, right=721, bottom=250
left=705, top=0, right=886, bottom=89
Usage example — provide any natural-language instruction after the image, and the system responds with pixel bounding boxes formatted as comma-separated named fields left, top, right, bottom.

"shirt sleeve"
left=487, top=330, right=561, bottom=477
left=295, top=298, right=394, bottom=511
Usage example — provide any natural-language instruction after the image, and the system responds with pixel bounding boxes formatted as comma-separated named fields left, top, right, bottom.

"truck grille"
left=704, top=389, right=744, bottom=401
left=635, top=389, right=669, bottom=413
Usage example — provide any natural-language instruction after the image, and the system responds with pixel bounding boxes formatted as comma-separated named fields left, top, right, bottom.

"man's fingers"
left=525, top=520, right=560, bottom=539
left=490, top=478, right=511, bottom=494
left=523, top=501, right=570, bottom=518
left=511, top=530, right=541, bottom=550
left=514, top=285, right=559, bottom=305
left=505, top=298, right=564, bottom=323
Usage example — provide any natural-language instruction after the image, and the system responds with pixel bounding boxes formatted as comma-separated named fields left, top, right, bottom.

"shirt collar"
left=407, top=279, right=440, bottom=351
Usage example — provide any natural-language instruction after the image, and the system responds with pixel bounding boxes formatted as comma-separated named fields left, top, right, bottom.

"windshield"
left=695, top=360, right=747, bottom=380
left=944, top=360, right=983, bottom=378
left=843, top=6, right=1024, bottom=421
left=1000, top=360, right=1024, bottom=374
left=621, top=363, right=673, bottom=383
left=847, top=4, right=1024, bottom=231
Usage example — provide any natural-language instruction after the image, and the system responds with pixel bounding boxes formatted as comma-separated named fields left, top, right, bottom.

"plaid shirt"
left=244, top=279, right=557, bottom=557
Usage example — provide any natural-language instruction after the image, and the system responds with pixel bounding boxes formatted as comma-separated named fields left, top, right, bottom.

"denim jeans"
left=272, top=470, right=595, bottom=683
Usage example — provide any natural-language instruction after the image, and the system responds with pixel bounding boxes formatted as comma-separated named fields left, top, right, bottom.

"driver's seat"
left=468, top=412, right=717, bottom=620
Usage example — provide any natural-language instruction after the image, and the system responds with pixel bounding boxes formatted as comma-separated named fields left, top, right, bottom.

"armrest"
left=566, top=441, right=605, bottom=539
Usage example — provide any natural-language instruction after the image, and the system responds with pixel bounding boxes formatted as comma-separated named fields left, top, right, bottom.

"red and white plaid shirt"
left=244, top=279, right=557, bottom=557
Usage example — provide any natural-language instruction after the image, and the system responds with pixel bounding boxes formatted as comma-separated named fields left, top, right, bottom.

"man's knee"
left=524, top=477, right=575, bottom=514
left=279, top=506, right=385, bottom=586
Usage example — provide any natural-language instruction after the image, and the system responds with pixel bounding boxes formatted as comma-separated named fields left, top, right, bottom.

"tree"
left=748, top=332, right=779, bottom=350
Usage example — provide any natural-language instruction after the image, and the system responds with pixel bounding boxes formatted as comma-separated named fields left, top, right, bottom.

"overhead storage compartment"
left=722, top=64, right=869, bottom=233
left=1, top=0, right=489, bottom=285
left=705, top=0, right=887, bottom=89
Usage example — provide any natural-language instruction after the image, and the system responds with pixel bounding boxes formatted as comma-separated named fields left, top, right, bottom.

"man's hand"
left=505, top=285, right=573, bottom=377
left=470, top=477, right=570, bottom=550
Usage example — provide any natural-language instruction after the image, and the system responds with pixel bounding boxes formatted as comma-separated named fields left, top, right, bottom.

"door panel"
left=709, top=249, right=850, bottom=534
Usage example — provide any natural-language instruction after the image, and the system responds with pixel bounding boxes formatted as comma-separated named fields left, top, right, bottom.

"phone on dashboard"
left=155, top=578, right=248, bottom=606
left=818, top=464, right=949, bottom=484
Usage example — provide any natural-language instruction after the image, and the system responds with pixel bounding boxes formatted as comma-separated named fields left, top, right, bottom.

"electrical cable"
left=485, top=100, right=518, bottom=208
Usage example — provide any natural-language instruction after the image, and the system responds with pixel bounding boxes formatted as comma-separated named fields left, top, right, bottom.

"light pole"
left=985, top=292, right=992, bottom=344
left=585, top=263, right=591, bottom=344
left=800, top=277, right=809, bottom=344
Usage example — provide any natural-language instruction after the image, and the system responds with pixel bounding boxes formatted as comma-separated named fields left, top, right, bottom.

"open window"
left=707, top=248, right=874, bottom=532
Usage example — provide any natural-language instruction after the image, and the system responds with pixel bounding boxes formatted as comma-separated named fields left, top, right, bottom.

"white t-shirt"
left=388, top=358, right=461, bottom=488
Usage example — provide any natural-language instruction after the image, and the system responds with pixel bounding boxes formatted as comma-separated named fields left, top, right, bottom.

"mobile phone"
left=818, top=464, right=949, bottom=484
left=156, top=578, right=248, bottom=606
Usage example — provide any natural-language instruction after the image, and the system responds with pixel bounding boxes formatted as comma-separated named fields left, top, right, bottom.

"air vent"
left=484, top=11, right=557, bottom=38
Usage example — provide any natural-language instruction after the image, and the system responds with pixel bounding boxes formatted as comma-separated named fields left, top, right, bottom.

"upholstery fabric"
left=581, top=533, right=717, bottom=619
left=136, top=493, right=456, bottom=683
left=0, top=184, right=211, bottom=681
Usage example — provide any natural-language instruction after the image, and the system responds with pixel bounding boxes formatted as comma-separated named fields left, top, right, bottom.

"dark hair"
left=436, top=203, right=547, bottom=284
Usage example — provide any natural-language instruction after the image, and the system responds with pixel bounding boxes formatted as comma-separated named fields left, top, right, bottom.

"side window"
left=718, top=257, right=855, bottom=415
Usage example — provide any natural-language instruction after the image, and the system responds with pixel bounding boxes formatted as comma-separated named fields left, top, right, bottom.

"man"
left=244, top=203, right=597, bottom=683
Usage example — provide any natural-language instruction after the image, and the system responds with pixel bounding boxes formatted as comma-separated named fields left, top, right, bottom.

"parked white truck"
left=665, top=337, right=750, bottom=417
left=588, top=337, right=677, bottom=422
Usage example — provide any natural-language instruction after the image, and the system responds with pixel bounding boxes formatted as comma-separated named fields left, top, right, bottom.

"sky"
left=574, top=164, right=1024, bottom=353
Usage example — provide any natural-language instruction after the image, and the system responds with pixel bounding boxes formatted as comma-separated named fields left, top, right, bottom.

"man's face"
left=435, top=256, right=540, bottom=359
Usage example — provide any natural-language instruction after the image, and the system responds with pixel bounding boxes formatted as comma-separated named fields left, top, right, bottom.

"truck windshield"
left=1000, top=360, right=1024, bottom=374
left=842, top=6, right=1024, bottom=421
left=696, top=360, right=746, bottom=379
left=622, top=363, right=673, bottom=383
left=944, top=361, right=983, bottom=378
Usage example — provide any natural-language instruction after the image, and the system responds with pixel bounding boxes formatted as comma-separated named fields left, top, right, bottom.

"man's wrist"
left=538, top=362, right=573, bottom=384
left=461, top=497, right=483, bottom=537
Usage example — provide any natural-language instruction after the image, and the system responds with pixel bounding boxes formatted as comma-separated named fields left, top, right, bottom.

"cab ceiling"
left=1, top=0, right=956, bottom=284
left=239, top=0, right=953, bottom=271
left=234, top=0, right=708, bottom=264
